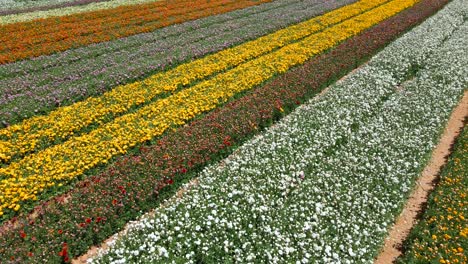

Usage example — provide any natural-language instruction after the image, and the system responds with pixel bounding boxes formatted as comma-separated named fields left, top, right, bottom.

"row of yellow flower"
left=0, top=0, right=419, bottom=217
left=0, top=0, right=389, bottom=163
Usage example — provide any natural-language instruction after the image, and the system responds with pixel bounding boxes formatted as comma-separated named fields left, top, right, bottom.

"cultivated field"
left=0, top=0, right=466, bottom=263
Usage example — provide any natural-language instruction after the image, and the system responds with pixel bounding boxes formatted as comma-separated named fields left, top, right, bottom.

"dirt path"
left=374, top=90, right=468, bottom=264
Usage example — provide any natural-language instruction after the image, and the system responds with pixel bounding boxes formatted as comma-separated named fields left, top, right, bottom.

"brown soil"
left=374, top=90, right=468, bottom=264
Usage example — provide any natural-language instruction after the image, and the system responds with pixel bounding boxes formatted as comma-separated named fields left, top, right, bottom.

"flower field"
left=0, top=0, right=356, bottom=125
left=0, top=0, right=466, bottom=263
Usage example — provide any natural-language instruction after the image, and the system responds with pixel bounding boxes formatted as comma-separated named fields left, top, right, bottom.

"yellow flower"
left=460, top=228, right=468, bottom=238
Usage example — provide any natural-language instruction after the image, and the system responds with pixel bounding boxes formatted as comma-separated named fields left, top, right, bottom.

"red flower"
left=79, top=223, right=86, bottom=228
left=167, top=179, right=174, bottom=185
left=223, top=136, right=231, bottom=146
left=112, top=199, right=118, bottom=205
left=117, top=185, right=126, bottom=194
left=57, top=229, right=63, bottom=235
left=58, top=243, right=68, bottom=257
left=181, top=167, right=187, bottom=174
left=19, top=230, right=26, bottom=239
left=28, top=252, right=33, bottom=257
left=96, top=217, right=103, bottom=223
left=85, top=218, right=92, bottom=224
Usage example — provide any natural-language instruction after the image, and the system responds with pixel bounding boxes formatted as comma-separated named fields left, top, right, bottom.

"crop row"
left=0, top=0, right=418, bottom=219
left=0, top=0, right=450, bottom=261
left=399, top=126, right=467, bottom=264
left=0, top=0, right=383, bottom=163
left=90, top=1, right=468, bottom=262
left=0, top=0, right=273, bottom=64
left=0, top=0, right=158, bottom=18
left=0, top=0, right=357, bottom=125
left=0, top=0, right=80, bottom=11
left=1, top=0, right=193, bottom=35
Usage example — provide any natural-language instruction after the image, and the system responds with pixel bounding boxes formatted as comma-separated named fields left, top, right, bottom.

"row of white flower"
left=0, top=0, right=92, bottom=11
left=0, top=0, right=162, bottom=24
left=90, top=1, right=467, bottom=263
left=0, top=0, right=17, bottom=6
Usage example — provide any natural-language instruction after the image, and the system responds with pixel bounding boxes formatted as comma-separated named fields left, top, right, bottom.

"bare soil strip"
left=374, top=90, right=468, bottom=264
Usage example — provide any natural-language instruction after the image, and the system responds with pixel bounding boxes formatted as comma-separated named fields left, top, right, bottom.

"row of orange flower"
left=0, top=0, right=272, bottom=64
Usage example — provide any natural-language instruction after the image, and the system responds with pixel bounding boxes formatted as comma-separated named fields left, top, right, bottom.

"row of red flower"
left=0, top=0, right=449, bottom=262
